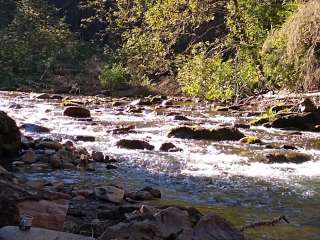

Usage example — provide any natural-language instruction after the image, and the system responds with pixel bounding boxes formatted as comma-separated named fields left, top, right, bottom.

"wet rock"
left=112, top=101, right=127, bottom=107
left=35, top=93, right=51, bottom=99
left=270, top=111, right=320, bottom=131
left=160, top=142, right=182, bottom=152
left=270, top=104, right=291, bottom=113
left=0, top=226, right=95, bottom=240
left=280, top=145, right=297, bottom=150
left=106, top=164, right=118, bottom=170
left=61, top=98, right=84, bottom=107
left=36, top=140, right=63, bottom=151
left=94, top=185, right=125, bottom=204
left=234, top=123, right=250, bottom=129
left=162, top=99, right=174, bottom=107
left=299, top=98, right=317, bottom=112
left=240, top=136, right=262, bottom=144
left=109, top=125, right=136, bottom=134
left=91, top=151, right=104, bottom=162
left=127, top=186, right=161, bottom=201
left=130, top=98, right=153, bottom=106
left=193, top=213, right=244, bottom=240
left=264, top=152, right=311, bottom=164
left=17, top=199, right=69, bottom=231
left=49, top=154, right=62, bottom=169
left=173, top=115, right=191, bottom=121
left=0, top=111, right=21, bottom=159
left=21, top=150, right=37, bottom=164
left=116, top=139, right=155, bottom=150
left=75, top=135, right=95, bottom=142
left=168, top=126, right=245, bottom=141
left=63, top=107, right=91, bottom=118
left=20, top=123, right=50, bottom=133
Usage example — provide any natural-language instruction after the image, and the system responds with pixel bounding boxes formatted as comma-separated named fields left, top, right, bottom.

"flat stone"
left=17, top=200, right=69, bottom=231
left=94, top=186, right=125, bottom=204
left=0, top=226, right=95, bottom=240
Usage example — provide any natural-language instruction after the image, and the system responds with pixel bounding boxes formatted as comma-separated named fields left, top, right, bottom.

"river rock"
left=21, top=150, right=37, bottom=164
left=20, top=123, right=50, bottom=133
left=127, top=186, right=161, bottom=201
left=168, top=126, right=245, bottom=141
left=299, top=98, right=317, bottom=112
left=17, top=199, right=69, bottom=231
left=36, top=140, right=63, bottom=151
left=160, top=142, right=182, bottom=152
left=240, top=136, right=262, bottom=144
left=94, top=185, right=125, bottom=204
left=99, top=221, right=162, bottom=240
left=63, top=107, right=91, bottom=118
left=35, top=93, right=51, bottom=99
left=91, top=151, right=104, bottom=162
left=264, top=152, right=311, bottom=164
left=0, top=111, right=21, bottom=159
left=192, top=213, right=244, bottom=240
left=154, top=207, right=193, bottom=239
left=271, top=111, right=320, bottom=131
left=173, top=115, right=191, bottom=121
left=0, top=226, right=95, bottom=240
left=116, top=139, right=155, bottom=150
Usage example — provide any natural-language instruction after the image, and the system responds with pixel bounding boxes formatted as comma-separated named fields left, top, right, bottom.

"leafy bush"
left=99, top=64, right=129, bottom=90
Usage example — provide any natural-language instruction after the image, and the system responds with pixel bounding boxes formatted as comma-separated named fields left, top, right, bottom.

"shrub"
left=99, top=64, right=129, bottom=90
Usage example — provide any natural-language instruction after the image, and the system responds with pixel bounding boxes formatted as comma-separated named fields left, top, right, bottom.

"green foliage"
left=0, top=0, right=94, bottom=88
left=99, top=64, right=129, bottom=90
left=177, top=51, right=234, bottom=100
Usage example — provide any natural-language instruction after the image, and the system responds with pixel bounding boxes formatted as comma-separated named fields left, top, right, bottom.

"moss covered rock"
left=168, top=126, right=245, bottom=141
left=240, top=136, right=262, bottom=144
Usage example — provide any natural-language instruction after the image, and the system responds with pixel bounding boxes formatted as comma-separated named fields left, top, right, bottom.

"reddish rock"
left=17, top=199, right=69, bottom=231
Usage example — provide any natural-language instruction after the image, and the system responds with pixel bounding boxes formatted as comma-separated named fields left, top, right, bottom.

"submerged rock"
left=20, top=123, right=50, bottom=133
left=63, top=107, right=91, bottom=118
left=0, top=111, right=21, bottom=159
left=168, top=126, right=245, bottom=141
left=116, top=139, right=155, bottom=150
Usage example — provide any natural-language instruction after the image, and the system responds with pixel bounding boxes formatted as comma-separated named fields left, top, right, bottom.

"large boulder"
left=116, top=139, right=155, bottom=150
left=17, top=200, right=69, bottom=231
left=0, top=226, right=95, bottom=240
left=94, top=185, right=125, bottom=204
left=0, top=111, right=21, bottom=159
left=63, top=107, right=91, bottom=118
left=168, top=126, right=245, bottom=141
left=269, top=111, right=320, bottom=131
left=192, top=214, right=244, bottom=240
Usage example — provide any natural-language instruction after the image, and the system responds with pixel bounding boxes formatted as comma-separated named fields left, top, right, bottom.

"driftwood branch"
left=240, top=215, right=290, bottom=232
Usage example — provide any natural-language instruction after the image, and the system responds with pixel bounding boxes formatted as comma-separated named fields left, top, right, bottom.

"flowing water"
left=1, top=91, right=320, bottom=239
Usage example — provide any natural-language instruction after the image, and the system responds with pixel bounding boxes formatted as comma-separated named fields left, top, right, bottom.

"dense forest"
left=0, top=0, right=319, bottom=98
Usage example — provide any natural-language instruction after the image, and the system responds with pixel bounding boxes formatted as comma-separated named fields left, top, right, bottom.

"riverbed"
left=1, top=91, right=319, bottom=239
